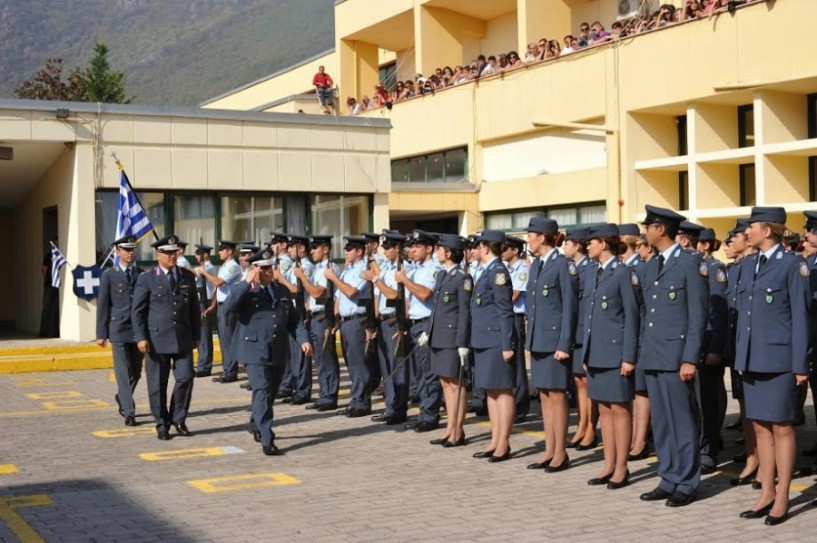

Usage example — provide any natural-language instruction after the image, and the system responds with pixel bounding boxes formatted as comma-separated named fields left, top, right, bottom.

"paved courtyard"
left=1, top=366, right=816, bottom=542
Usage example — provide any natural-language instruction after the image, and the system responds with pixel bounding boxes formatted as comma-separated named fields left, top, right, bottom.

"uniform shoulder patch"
left=630, top=270, right=640, bottom=287
left=359, top=271, right=367, bottom=279
left=495, top=273, right=507, bottom=286
left=567, top=262, right=578, bottom=276
left=433, top=269, right=441, bottom=279
left=463, top=278, right=473, bottom=292
left=716, top=268, right=727, bottom=283
left=698, top=262, right=708, bottom=277
left=800, top=262, right=810, bottom=277
left=280, top=261, right=292, bottom=272
left=519, top=272, right=528, bottom=282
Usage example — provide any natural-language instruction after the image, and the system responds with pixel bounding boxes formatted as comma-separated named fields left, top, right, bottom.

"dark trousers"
left=246, top=363, right=285, bottom=447
left=288, top=335, right=313, bottom=401
left=111, top=342, right=143, bottom=418
left=217, top=305, right=238, bottom=377
left=378, top=318, right=409, bottom=416
left=410, top=320, right=441, bottom=423
left=309, top=316, right=339, bottom=406
left=39, top=286, right=60, bottom=337
left=697, top=364, right=726, bottom=466
left=513, top=314, right=530, bottom=417
left=646, top=370, right=701, bottom=495
left=339, top=317, right=371, bottom=410
left=196, top=309, right=215, bottom=372
left=469, top=350, right=485, bottom=409
left=145, top=350, right=194, bottom=432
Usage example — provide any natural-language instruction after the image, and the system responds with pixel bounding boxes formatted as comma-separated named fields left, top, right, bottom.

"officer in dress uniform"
left=366, top=232, right=410, bottom=425
left=132, top=235, right=201, bottom=440
left=636, top=205, right=708, bottom=507
left=96, top=235, right=144, bottom=426
left=223, top=249, right=312, bottom=456
left=734, top=207, right=810, bottom=525
left=402, top=230, right=443, bottom=432
left=502, top=236, right=531, bottom=423
left=197, top=240, right=242, bottom=383
left=194, top=244, right=217, bottom=378
left=269, top=232, right=296, bottom=398
left=325, top=235, right=373, bottom=417
left=300, top=235, right=341, bottom=412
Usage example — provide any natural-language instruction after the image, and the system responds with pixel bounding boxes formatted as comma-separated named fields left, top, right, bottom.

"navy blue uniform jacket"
left=132, top=266, right=201, bottom=354
left=96, top=266, right=143, bottom=343
left=525, top=252, right=579, bottom=353
left=470, top=259, right=514, bottom=351
left=427, top=266, right=472, bottom=349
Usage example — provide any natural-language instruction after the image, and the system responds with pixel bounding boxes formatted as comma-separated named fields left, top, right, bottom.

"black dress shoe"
left=157, top=431, right=172, bottom=441
left=114, top=394, right=125, bottom=417
left=429, top=436, right=451, bottom=445
left=473, top=450, right=495, bottom=459
left=488, top=448, right=511, bottom=463
left=700, top=464, right=717, bottom=475
left=278, top=389, right=293, bottom=399
left=443, top=434, right=466, bottom=448
left=739, top=501, right=774, bottom=519
left=576, top=438, right=599, bottom=451
left=527, top=459, right=551, bottom=470
left=247, top=426, right=261, bottom=443
left=628, top=447, right=651, bottom=461
left=371, top=412, right=390, bottom=422
left=587, top=473, right=613, bottom=486
left=214, top=374, right=238, bottom=383
left=413, top=420, right=439, bottom=433
left=666, top=491, right=696, bottom=507
left=291, top=397, right=311, bottom=405
left=124, top=416, right=137, bottom=426
left=640, top=487, right=672, bottom=501
left=305, top=402, right=320, bottom=410
left=384, top=413, right=407, bottom=425
left=262, top=443, right=283, bottom=456
left=316, top=403, right=337, bottom=412
left=607, top=472, right=630, bottom=490
left=240, top=382, right=252, bottom=390
left=173, top=423, right=191, bottom=436
left=281, top=397, right=294, bottom=404
left=545, top=456, right=570, bottom=473
left=345, top=407, right=372, bottom=418
left=730, top=468, right=758, bottom=486
left=195, top=369, right=211, bottom=378
left=764, top=512, right=789, bottom=526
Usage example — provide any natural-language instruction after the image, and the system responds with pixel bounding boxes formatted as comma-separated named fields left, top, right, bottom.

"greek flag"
left=116, top=170, right=153, bottom=243
left=50, top=242, right=67, bottom=288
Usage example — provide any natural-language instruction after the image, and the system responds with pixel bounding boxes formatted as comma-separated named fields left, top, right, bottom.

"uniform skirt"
left=430, top=347, right=461, bottom=379
left=474, top=347, right=514, bottom=390
left=572, top=346, right=586, bottom=376
left=530, top=351, right=571, bottom=391
left=743, top=371, right=796, bottom=423
left=587, top=366, right=634, bottom=403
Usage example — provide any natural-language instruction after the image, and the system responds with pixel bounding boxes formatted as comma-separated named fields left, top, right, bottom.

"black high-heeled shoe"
left=576, top=437, right=599, bottom=451
left=587, top=473, right=613, bottom=486
left=607, top=471, right=630, bottom=490
left=473, top=450, right=495, bottom=459
left=488, top=448, right=511, bottom=463
left=628, top=447, right=651, bottom=461
left=739, top=500, right=774, bottom=519
left=764, top=511, right=789, bottom=526
left=429, top=435, right=451, bottom=446
left=443, top=434, right=466, bottom=448
left=545, top=455, right=570, bottom=473
left=526, top=458, right=551, bottom=470
left=730, top=468, right=758, bottom=486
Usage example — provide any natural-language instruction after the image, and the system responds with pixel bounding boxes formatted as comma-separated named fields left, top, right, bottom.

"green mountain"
left=0, top=0, right=335, bottom=107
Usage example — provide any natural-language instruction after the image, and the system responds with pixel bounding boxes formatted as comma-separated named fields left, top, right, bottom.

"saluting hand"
left=679, top=362, right=696, bottom=382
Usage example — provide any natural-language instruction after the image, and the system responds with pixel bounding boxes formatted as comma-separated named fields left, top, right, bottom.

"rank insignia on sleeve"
left=716, top=269, right=727, bottom=283
left=630, top=271, right=639, bottom=287
left=800, top=262, right=810, bottom=277
left=463, top=279, right=473, bottom=292
left=519, top=273, right=528, bottom=282
left=568, top=262, right=578, bottom=276
left=495, top=273, right=507, bottom=286
left=698, top=263, right=708, bottom=277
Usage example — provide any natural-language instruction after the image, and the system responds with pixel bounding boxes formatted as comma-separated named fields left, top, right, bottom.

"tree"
left=13, top=58, right=83, bottom=101
left=73, top=43, right=132, bottom=103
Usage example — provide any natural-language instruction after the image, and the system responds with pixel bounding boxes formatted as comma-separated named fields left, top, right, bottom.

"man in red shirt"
left=312, top=66, right=334, bottom=114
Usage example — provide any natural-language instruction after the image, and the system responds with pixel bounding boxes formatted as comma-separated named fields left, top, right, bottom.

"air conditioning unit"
left=618, top=0, right=655, bottom=19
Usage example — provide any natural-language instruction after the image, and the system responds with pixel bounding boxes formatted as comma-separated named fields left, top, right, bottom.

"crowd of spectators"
left=342, top=0, right=763, bottom=115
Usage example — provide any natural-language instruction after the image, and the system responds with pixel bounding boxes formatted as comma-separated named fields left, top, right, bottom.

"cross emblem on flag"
left=71, top=265, right=103, bottom=301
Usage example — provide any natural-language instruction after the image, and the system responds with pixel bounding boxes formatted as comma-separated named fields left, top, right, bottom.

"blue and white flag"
left=50, top=242, right=67, bottom=288
left=116, top=170, right=153, bottom=243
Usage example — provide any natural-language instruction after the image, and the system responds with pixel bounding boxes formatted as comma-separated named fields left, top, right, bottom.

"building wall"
left=0, top=211, right=15, bottom=327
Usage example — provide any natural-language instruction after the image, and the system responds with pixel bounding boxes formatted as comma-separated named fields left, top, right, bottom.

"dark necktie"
left=534, top=258, right=544, bottom=282
left=168, top=270, right=177, bottom=292
left=595, top=265, right=603, bottom=286
left=125, top=268, right=132, bottom=285
left=755, top=254, right=767, bottom=278
left=657, top=254, right=665, bottom=274
left=265, top=285, right=274, bottom=302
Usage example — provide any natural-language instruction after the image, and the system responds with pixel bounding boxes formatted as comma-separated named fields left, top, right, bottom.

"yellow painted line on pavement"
left=0, top=496, right=47, bottom=543
left=3, top=495, right=52, bottom=509
left=187, top=472, right=300, bottom=493
left=108, top=372, right=116, bottom=382
left=25, top=391, right=83, bottom=400
left=139, top=446, right=245, bottom=462
left=0, top=465, right=18, bottom=475
left=41, top=399, right=109, bottom=411
left=93, top=427, right=156, bottom=438
left=11, top=377, right=77, bottom=388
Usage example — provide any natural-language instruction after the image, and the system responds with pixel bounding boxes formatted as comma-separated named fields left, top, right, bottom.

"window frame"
left=391, top=146, right=468, bottom=183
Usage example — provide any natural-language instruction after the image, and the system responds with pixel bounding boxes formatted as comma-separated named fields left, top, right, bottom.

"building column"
left=516, top=0, right=570, bottom=54
left=414, top=5, right=485, bottom=76
left=338, top=39, right=380, bottom=106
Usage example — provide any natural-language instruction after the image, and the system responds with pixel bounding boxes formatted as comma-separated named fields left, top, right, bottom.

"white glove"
left=417, top=332, right=429, bottom=347
left=458, top=347, right=470, bottom=367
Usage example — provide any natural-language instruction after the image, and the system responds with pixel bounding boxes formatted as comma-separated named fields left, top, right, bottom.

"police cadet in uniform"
left=502, top=236, right=530, bottom=423
left=404, top=230, right=443, bottom=432
left=465, top=234, right=487, bottom=416
left=360, top=232, right=384, bottom=395
left=325, top=235, right=373, bottom=417
left=426, top=234, right=472, bottom=447
left=269, top=232, right=296, bottom=398
left=223, top=249, right=312, bottom=456
left=564, top=227, right=597, bottom=450
left=469, top=230, right=515, bottom=462
left=629, top=231, right=654, bottom=461
left=176, top=241, right=191, bottom=270
left=197, top=240, right=242, bottom=383
left=618, top=224, right=643, bottom=268
left=636, top=205, right=708, bottom=507
left=583, top=224, right=640, bottom=489
left=300, top=235, right=341, bottom=412
left=132, top=235, right=201, bottom=440
left=96, top=235, right=144, bottom=426
left=238, top=243, right=259, bottom=280
left=734, top=207, right=810, bottom=525
left=801, top=211, right=817, bottom=460
left=194, top=244, right=217, bottom=378
left=366, top=232, right=410, bottom=425
left=524, top=218, right=578, bottom=472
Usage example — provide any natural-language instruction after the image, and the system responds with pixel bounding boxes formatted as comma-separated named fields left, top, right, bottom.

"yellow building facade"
left=203, top=0, right=817, bottom=238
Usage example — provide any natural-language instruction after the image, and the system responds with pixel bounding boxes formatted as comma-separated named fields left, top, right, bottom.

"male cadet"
left=224, top=249, right=311, bottom=455
left=194, top=244, right=217, bottom=378
left=801, top=211, right=817, bottom=459
left=96, top=235, right=144, bottom=426
left=132, top=235, right=201, bottom=440
left=365, top=231, right=410, bottom=425
left=274, top=234, right=316, bottom=405
left=502, top=236, right=531, bottom=423
left=403, top=230, right=444, bottom=432
left=637, top=206, right=708, bottom=507
left=197, top=240, right=242, bottom=383
left=176, top=241, right=191, bottom=270
left=269, top=232, right=297, bottom=398
left=362, top=232, right=386, bottom=393
left=325, top=235, right=373, bottom=416
left=238, top=242, right=259, bottom=280
left=299, top=235, right=341, bottom=411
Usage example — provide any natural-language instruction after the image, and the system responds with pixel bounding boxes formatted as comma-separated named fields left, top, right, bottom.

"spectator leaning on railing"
left=312, top=65, right=334, bottom=114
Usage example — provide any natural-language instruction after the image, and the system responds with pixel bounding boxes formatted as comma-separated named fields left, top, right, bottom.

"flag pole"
left=111, top=152, right=160, bottom=241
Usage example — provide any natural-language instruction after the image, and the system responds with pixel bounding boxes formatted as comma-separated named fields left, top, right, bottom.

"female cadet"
left=735, top=207, right=810, bottom=525
left=427, top=235, right=472, bottom=447
left=564, top=228, right=597, bottom=450
left=524, top=218, right=579, bottom=472
left=629, top=234, right=653, bottom=461
left=469, top=230, right=516, bottom=462
left=583, top=224, right=639, bottom=489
